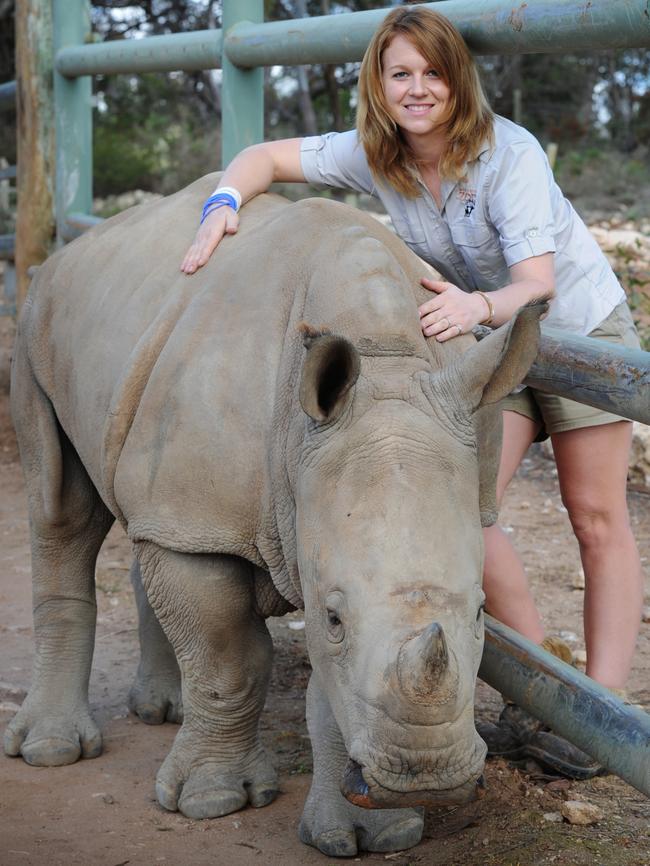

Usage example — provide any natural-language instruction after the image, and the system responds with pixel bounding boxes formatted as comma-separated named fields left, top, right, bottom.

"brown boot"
left=477, top=637, right=604, bottom=780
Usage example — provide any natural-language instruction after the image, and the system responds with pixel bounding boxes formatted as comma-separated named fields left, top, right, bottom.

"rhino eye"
left=326, top=608, right=345, bottom=643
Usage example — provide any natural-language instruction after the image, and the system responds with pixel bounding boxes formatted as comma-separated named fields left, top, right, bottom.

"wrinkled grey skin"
left=5, top=174, right=542, bottom=857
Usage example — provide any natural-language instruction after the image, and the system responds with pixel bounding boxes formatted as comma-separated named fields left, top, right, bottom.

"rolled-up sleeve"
left=300, top=130, right=375, bottom=195
left=486, top=142, right=557, bottom=267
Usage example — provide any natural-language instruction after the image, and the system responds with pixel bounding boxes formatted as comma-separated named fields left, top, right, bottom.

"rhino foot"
left=155, top=735, right=278, bottom=819
left=3, top=699, right=102, bottom=766
left=128, top=675, right=183, bottom=725
left=299, top=799, right=424, bottom=857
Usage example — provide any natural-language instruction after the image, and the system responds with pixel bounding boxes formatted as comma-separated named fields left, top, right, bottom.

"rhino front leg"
left=128, top=559, right=182, bottom=725
left=299, top=674, right=424, bottom=857
left=135, top=542, right=278, bottom=819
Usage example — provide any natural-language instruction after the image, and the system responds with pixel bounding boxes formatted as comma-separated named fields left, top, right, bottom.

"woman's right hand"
left=180, top=205, right=239, bottom=275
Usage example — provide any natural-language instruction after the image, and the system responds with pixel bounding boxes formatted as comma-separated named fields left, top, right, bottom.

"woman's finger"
left=420, top=277, right=450, bottom=293
left=180, top=208, right=237, bottom=274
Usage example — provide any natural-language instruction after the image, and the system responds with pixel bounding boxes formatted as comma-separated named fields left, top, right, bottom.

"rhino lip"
left=341, top=758, right=486, bottom=810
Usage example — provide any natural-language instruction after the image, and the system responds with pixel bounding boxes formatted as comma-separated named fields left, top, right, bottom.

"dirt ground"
left=0, top=312, right=649, bottom=866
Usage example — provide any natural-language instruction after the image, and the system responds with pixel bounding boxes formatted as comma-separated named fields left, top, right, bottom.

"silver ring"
left=454, top=324, right=462, bottom=336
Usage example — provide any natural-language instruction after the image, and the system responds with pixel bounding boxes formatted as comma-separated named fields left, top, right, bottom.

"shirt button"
left=526, top=228, right=539, bottom=238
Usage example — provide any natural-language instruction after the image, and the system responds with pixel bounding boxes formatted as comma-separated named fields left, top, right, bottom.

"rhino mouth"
left=340, top=758, right=486, bottom=810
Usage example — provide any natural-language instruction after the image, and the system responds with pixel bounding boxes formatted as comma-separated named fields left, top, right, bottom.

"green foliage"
left=93, top=72, right=220, bottom=197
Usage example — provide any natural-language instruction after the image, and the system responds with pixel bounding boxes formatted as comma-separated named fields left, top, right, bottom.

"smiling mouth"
left=404, top=104, right=434, bottom=114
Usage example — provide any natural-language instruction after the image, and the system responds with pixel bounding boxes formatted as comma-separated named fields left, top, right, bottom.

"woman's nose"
left=409, top=75, right=427, bottom=96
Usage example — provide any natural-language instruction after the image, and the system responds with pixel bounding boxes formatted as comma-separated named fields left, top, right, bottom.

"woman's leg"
left=482, top=410, right=545, bottom=643
left=551, top=421, right=643, bottom=689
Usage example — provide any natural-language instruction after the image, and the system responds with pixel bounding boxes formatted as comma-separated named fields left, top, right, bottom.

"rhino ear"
left=299, top=334, right=361, bottom=422
left=439, top=303, right=545, bottom=410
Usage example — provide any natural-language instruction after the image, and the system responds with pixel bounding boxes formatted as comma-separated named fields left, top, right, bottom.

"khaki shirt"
left=300, top=115, right=625, bottom=335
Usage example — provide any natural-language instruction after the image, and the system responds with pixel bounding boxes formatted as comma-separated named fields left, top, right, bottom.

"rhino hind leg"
left=299, top=674, right=424, bottom=857
left=128, top=558, right=182, bottom=725
left=5, top=353, right=114, bottom=766
left=135, top=542, right=278, bottom=819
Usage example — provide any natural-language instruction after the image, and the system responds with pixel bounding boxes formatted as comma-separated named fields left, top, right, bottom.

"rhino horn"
left=397, top=622, right=452, bottom=700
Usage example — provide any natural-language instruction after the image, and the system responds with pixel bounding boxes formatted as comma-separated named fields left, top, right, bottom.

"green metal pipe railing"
left=56, top=29, right=223, bottom=77
left=54, top=0, right=650, bottom=77
left=474, top=325, right=650, bottom=426
left=53, top=0, right=92, bottom=242
left=225, top=0, right=650, bottom=67
left=481, top=616, right=650, bottom=797
left=526, top=328, right=650, bottom=426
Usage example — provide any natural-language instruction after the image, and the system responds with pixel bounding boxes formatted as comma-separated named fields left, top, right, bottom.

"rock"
left=561, top=800, right=604, bottom=825
left=571, top=569, right=585, bottom=590
left=573, top=649, right=588, bottom=666
left=540, top=439, right=554, bottom=461
left=543, top=812, right=563, bottom=822
left=642, top=606, right=650, bottom=624
left=629, top=423, right=650, bottom=491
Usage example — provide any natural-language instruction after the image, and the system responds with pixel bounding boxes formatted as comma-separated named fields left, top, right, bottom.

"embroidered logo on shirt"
left=458, top=187, right=477, bottom=217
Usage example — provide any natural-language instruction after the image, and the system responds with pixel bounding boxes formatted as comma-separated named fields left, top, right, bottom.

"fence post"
left=52, top=0, right=92, bottom=245
left=221, top=0, right=264, bottom=167
left=14, top=0, right=56, bottom=310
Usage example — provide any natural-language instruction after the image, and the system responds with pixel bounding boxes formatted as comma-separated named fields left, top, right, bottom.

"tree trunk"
left=15, top=0, right=55, bottom=310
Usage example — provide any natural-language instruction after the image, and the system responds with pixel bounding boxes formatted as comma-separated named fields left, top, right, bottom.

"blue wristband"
left=201, top=192, right=238, bottom=223
left=200, top=201, right=230, bottom=224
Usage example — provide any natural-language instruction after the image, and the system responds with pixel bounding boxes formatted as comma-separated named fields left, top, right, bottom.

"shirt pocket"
left=449, top=220, right=502, bottom=284
left=390, top=215, right=430, bottom=259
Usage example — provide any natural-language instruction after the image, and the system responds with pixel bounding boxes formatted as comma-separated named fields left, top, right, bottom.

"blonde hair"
left=357, top=6, right=494, bottom=196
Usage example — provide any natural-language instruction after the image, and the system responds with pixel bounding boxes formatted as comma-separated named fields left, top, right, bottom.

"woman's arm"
left=181, top=138, right=305, bottom=274
left=418, top=252, right=556, bottom=341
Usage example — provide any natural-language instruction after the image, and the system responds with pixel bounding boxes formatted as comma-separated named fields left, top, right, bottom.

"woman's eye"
left=426, top=70, right=439, bottom=78
left=393, top=71, right=408, bottom=79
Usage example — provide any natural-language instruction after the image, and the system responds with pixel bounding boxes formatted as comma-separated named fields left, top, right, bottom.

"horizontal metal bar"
left=0, top=80, right=16, bottom=110
left=0, top=234, right=15, bottom=261
left=54, top=0, right=650, bottom=78
left=56, top=30, right=223, bottom=78
left=0, top=165, right=17, bottom=181
left=61, top=212, right=104, bottom=243
left=480, top=615, right=650, bottom=797
left=225, top=0, right=650, bottom=68
left=524, top=327, right=650, bottom=425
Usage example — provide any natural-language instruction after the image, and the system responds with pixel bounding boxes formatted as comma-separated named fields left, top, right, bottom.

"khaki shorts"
left=501, top=302, right=641, bottom=439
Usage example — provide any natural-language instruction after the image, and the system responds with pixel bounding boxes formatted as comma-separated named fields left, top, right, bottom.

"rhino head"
left=292, top=306, right=542, bottom=809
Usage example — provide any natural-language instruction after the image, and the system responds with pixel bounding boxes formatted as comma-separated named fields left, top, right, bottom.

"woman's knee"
left=563, top=496, right=631, bottom=548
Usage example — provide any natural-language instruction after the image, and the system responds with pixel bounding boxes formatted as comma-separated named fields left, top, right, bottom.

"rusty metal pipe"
left=480, top=615, right=650, bottom=797
left=525, top=327, right=650, bottom=426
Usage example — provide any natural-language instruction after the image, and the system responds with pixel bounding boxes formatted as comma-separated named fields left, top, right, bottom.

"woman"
left=181, top=7, right=643, bottom=776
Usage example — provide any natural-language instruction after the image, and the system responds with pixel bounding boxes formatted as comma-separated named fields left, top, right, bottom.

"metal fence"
left=38, top=0, right=650, bottom=244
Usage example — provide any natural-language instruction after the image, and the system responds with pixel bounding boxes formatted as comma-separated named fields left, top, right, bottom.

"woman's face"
left=381, top=34, right=451, bottom=142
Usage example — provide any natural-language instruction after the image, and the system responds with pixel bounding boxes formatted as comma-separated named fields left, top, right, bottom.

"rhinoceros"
left=5, top=175, right=543, bottom=857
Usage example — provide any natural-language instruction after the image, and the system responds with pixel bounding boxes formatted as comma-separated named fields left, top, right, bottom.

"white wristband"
left=210, top=185, right=242, bottom=212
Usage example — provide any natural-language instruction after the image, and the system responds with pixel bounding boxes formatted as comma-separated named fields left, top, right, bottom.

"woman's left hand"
left=418, top=278, right=485, bottom=342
